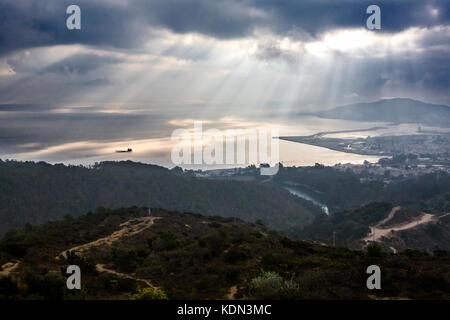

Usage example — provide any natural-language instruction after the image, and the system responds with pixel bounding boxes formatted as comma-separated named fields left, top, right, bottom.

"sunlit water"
left=1, top=116, right=388, bottom=169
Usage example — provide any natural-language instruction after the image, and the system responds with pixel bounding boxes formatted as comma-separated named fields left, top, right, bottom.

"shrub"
left=224, top=248, right=250, bottom=264
left=366, top=243, right=383, bottom=258
left=203, top=231, right=228, bottom=256
left=64, top=251, right=97, bottom=275
left=23, top=271, right=65, bottom=300
left=132, top=287, right=168, bottom=300
left=247, top=271, right=301, bottom=300
left=156, top=231, right=180, bottom=251
left=221, top=265, right=240, bottom=283
left=433, top=250, right=448, bottom=258
left=111, top=247, right=141, bottom=273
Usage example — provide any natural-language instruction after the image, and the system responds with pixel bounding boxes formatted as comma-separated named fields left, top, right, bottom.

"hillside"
left=0, top=160, right=321, bottom=234
left=272, top=166, right=450, bottom=214
left=202, top=165, right=450, bottom=214
left=315, top=98, right=450, bottom=127
left=297, top=203, right=450, bottom=252
left=0, top=207, right=449, bottom=300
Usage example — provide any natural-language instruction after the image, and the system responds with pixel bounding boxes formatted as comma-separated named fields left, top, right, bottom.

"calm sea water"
left=2, top=116, right=385, bottom=168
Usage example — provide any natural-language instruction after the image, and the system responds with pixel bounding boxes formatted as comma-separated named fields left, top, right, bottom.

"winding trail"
left=376, top=206, right=402, bottom=227
left=58, top=216, right=160, bottom=259
left=96, top=264, right=158, bottom=289
left=56, top=216, right=160, bottom=289
left=439, top=212, right=450, bottom=219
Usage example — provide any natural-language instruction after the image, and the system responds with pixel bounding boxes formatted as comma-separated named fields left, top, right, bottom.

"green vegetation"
left=296, top=200, right=450, bottom=251
left=0, top=160, right=322, bottom=234
left=247, top=271, right=301, bottom=300
left=273, top=166, right=450, bottom=213
left=296, top=203, right=393, bottom=247
left=422, top=192, right=450, bottom=213
left=0, top=207, right=448, bottom=300
left=132, top=287, right=168, bottom=300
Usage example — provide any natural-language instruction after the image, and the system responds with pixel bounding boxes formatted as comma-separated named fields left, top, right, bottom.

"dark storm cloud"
left=136, top=0, right=267, bottom=39
left=1, top=0, right=449, bottom=56
left=251, top=0, right=449, bottom=35
left=0, top=0, right=145, bottom=56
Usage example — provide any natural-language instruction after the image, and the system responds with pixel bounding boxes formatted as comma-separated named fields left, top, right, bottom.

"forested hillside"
left=296, top=203, right=450, bottom=252
left=295, top=203, right=394, bottom=247
left=0, top=160, right=321, bottom=234
left=273, top=166, right=450, bottom=213
left=1, top=207, right=448, bottom=300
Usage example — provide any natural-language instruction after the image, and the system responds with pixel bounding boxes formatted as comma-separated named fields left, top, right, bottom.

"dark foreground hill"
left=0, top=207, right=449, bottom=300
left=0, top=160, right=321, bottom=234
left=315, top=98, right=450, bottom=127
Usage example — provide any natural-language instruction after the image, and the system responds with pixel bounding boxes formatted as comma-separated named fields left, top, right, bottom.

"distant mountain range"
left=315, top=98, right=450, bottom=127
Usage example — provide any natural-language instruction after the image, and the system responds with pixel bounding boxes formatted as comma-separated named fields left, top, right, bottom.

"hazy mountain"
left=316, top=98, right=450, bottom=127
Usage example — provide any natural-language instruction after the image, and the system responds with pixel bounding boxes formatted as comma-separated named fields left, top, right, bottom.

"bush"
left=366, top=243, right=383, bottom=258
left=132, top=287, right=168, bottom=300
left=64, top=251, right=97, bottom=275
left=221, top=266, right=240, bottom=283
left=433, top=250, right=448, bottom=258
left=111, top=247, right=142, bottom=273
left=156, top=231, right=180, bottom=251
left=23, top=271, right=65, bottom=300
left=247, top=271, right=301, bottom=300
left=203, top=231, right=228, bottom=256
left=224, top=248, right=250, bottom=264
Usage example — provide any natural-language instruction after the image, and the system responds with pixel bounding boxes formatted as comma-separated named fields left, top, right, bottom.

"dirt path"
left=363, top=207, right=436, bottom=243
left=56, top=216, right=160, bottom=289
left=96, top=264, right=158, bottom=289
left=0, top=261, right=19, bottom=278
left=377, top=206, right=401, bottom=227
left=58, top=216, right=160, bottom=259
left=438, top=212, right=450, bottom=219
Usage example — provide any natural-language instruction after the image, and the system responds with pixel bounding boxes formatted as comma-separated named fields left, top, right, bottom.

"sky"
left=0, top=0, right=449, bottom=164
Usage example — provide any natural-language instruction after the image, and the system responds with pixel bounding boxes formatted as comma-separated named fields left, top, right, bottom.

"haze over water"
left=1, top=115, right=382, bottom=169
